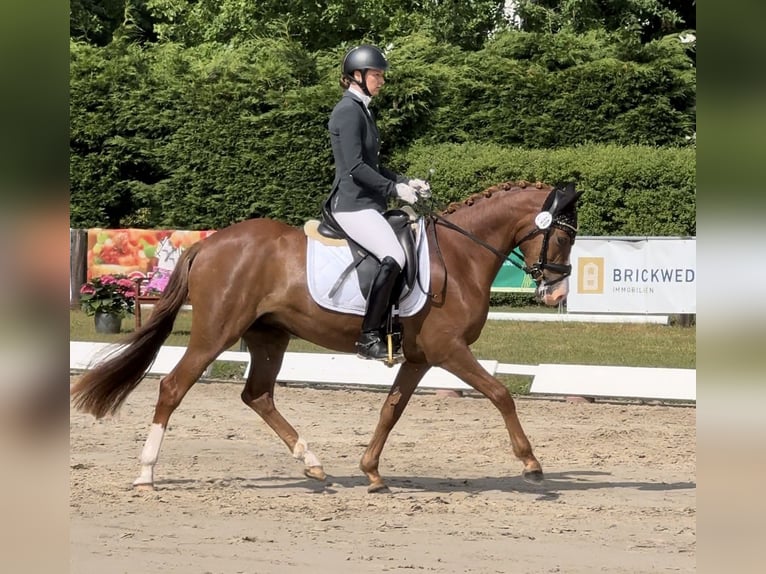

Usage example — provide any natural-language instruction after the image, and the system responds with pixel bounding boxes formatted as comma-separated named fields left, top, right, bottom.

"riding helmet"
left=342, top=45, right=389, bottom=77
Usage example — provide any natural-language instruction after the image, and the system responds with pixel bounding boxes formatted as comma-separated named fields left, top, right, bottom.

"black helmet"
left=342, top=45, right=389, bottom=77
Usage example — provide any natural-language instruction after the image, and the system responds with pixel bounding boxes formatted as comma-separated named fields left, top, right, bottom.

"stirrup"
left=383, top=332, right=405, bottom=366
left=356, top=331, right=403, bottom=365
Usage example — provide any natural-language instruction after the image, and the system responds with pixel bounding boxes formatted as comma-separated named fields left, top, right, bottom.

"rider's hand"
left=408, top=178, right=431, bottom=198
left=395, top=182, right=419, bottom=204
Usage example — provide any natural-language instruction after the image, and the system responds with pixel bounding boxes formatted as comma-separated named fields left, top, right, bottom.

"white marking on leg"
left=292, top=437, right=307, bottom=459
left=133, top=423, right=165, bottom=486
left=292, top=436, right=323, bottom=469
left=303, top=450, right=322, bottom=468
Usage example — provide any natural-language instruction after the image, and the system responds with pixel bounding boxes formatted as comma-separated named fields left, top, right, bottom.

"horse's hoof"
left=133, top=482, right=155, bottom=492
left=522, top=469, right=544, bottom=484
left=367, top=481, right=390, bottom=494
left=304, top=466, right=327, bottom=481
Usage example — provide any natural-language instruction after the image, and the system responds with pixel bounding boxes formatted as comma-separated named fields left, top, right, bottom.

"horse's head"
left=516, top=183, right=582, bottom=306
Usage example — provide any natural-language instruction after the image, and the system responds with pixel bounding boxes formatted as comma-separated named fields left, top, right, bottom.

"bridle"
left=418, top=191, right=579, bottom=302
left=509, top=211, right=578, bottom=284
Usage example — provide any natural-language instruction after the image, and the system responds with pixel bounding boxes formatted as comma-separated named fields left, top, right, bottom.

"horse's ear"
left=545, top=182, right=579, bottom=216
left=575, top=190, right=584, bottom=202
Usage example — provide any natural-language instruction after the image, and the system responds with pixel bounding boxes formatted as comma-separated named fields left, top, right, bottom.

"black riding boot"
left=356, top=256, right=402, bottom=360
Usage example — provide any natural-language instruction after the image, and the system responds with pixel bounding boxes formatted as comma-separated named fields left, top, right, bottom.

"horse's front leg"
left=360, top=361, right=430, bottom=493
left=441, top=345, right=543, bottom=483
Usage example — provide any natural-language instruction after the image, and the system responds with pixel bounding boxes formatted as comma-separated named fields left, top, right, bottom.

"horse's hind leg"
left=240, top=325, right=326, bottom=481
left=133, top=343, right=224, bottom=490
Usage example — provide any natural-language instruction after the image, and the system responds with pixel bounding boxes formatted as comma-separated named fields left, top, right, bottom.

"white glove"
left=395, top=182, right=419, bottom=204
left=408, top=178, right=431, bottom=198
left=408, top=178, right=430, bottom=191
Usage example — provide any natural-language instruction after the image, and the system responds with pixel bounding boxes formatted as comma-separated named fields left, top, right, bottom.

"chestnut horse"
left=71, top=180, right=581, bottom=493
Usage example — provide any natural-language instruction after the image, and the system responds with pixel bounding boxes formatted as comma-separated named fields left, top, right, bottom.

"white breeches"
left=333, top=209, right=405, bottom=268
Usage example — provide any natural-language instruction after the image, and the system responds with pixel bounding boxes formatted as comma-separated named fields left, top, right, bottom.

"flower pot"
left=94, top=312, right=122, bottom=334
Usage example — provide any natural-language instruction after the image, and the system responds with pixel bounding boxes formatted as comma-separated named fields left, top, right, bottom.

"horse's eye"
left=556, top=235, right=571, bottom=247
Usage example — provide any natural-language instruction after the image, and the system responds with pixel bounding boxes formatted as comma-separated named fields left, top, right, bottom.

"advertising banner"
left=567, top=237, right=696, bottom=313
left=491, top=254, right=536, bottom=293
left=86, top=228, right=216, bottom=292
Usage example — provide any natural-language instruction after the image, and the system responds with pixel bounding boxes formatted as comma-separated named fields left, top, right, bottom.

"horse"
left=70, top=180, right=582, bottom=493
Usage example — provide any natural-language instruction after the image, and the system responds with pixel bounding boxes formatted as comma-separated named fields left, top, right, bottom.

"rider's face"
left=355, top=68, right=385, bottom=96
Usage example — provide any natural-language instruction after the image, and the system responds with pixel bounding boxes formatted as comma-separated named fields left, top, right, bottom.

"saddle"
left=310, top=198, right=420, bottom=302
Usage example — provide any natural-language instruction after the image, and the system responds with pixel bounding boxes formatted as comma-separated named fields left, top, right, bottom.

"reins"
left=420, top=211, right=523, bottom=304
left=414, top=193, right=577, bottom=303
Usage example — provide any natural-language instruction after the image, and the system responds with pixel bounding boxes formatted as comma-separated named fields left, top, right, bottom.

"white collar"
left=347, top=87, right=371, bottom=109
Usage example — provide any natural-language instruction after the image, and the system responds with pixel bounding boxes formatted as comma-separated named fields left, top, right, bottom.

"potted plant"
left=79, top=274, right=136, bottom=333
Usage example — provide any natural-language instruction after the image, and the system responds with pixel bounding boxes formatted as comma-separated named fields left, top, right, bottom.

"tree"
left=70, top=0, right=125, bottom=46
left=72, top=1, right=516, bottom=51
left=512, top=0, right=695, bottom=42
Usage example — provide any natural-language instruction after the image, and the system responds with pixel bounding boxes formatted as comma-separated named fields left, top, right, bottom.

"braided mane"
left=441, top=180, right=550, bottom=215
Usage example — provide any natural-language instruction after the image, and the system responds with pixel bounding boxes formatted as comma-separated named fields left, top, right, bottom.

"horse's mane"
left=441, top=180, right=550, bottom=215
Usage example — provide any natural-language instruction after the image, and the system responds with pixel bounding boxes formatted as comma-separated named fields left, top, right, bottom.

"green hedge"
left=70, top=32, right=695, bottom=234
left=396, top=142, right=695, bottom=236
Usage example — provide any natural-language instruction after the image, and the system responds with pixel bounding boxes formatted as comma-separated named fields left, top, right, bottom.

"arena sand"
left=70, top=378, right=695, bottom=573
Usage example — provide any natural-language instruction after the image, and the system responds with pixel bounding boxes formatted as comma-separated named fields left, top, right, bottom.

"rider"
left=325, top=44, right=430, bottom=360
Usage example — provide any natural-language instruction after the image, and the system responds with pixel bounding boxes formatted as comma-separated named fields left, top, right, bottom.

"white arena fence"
left=70, top=341, right=695, bottom=403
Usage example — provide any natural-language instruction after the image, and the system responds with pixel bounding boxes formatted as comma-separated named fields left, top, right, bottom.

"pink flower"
left=79, top=273, right=136, bottom=318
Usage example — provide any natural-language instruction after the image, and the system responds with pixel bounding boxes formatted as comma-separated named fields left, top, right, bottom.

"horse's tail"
left=70, top=241, right=205, bottom=419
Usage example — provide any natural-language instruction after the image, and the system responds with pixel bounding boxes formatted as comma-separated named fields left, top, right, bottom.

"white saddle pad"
left=306, top=218, right=430, bottom=317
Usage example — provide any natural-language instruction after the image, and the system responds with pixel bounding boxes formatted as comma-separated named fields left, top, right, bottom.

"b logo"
left=578, top=257, right=604, bottom=294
